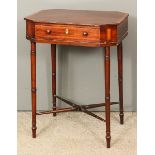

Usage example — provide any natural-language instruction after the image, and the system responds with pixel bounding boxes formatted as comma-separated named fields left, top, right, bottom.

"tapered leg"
left=104, top=46, right=111, bottom=148
left=31, top=41, right=37, bottom=138
left=117, top=42, right=124, bottom=124
left=51, top=44, right=56, bottom=116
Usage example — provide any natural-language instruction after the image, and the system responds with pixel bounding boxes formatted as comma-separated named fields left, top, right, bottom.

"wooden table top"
left=25, top=9, right=129, bottom=26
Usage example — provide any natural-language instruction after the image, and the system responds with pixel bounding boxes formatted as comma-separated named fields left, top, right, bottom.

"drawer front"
left=35, top=24, right=100, bottom=43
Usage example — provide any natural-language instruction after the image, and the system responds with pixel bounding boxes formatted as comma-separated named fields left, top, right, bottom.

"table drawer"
left=35, top=24, right=100, bottom=42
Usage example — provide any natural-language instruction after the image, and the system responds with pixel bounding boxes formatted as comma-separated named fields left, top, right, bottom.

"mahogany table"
left=24, top=9, right=129, bottom=148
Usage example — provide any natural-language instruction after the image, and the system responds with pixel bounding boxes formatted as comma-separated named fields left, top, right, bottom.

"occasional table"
left=24, top=9, right=129, bottom=148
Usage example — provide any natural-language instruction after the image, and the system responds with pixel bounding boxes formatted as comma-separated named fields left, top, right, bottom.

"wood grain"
left=51, top=44, right=56, bottom=116
left=35, top=24, right=100, bottom=43
left=25, top=9, right=128, bottom=148
left=104, top=46, right=111, bottom=148
left=25, top=9, right=128, bottom=47
left=117, top=42, right=124, bottom=124
left=25, top=9, right=128, bottom=26
left=31, top=41, right=37, bottom=138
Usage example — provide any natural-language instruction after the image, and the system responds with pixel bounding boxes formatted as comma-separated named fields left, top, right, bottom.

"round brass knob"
left=83, top=32, right=88, bottom=37
left=46, top=29, right=51, bottom=34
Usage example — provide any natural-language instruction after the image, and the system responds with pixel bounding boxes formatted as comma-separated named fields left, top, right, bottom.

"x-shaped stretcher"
left=37, top=95, right=119, bottom=122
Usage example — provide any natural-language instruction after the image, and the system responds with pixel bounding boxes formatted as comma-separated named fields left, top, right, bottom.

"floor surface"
left=17, top=112, right=136, bottom=155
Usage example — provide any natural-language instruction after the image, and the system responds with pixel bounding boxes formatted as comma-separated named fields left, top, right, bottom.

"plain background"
left=2, top=1, right=155, bottom=155
left=17, top=0, right=137, bottom=111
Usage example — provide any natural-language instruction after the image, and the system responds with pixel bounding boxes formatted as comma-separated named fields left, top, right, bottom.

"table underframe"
left=30, top=42, right=124, bottom=148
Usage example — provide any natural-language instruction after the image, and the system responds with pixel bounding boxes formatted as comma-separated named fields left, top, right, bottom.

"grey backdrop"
left=17, top=0, right=137, bottom=111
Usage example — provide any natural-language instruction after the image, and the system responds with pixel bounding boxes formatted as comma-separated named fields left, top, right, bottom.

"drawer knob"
left=65, top=28, right=69, bottom=34
left=83, top=32, right=88, bottom=37
left=46, top=29, right=52, bottom=34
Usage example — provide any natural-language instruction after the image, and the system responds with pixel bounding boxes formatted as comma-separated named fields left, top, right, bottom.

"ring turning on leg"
left=31, top=41, right=37, bottom=138
left=104, top=46, right=111, bottom=148
left=117, top=42, right=124, bottom=124
left=51, top=44, right=57, bottom=116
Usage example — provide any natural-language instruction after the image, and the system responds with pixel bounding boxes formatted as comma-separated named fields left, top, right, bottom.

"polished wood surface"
left=30, top=41, right=37, bottom=138
left=51, top=44, right=56, bottom=116
left=25, top=9, right=128, bottom=148
left=117, top=42, right=124, bottom=124
left=25, top=9, right=128, bottom=47
left=25, top=9, right=128, bottom=26
left=104, top=46, right=111, bottom=148
left=35, top=24, right=100, bottom=43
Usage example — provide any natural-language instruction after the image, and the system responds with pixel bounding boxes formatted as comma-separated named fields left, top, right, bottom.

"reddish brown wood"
left=26, top=20, right=35, bottom=40
left=54, top=95, right=118, bottom=110
left=25, top=9, right=129, bottom=148
left=35, top=24, right=100, bottom=43
left=117, top=42, right=124, bottom=124
left=37, top=101, right=118, bottom=112
left=31, top=41, right=37, bottom=138
left=55, top=95, right=106, bottom=122
left=33, top=39, right=101, bottom=47
left=55, top=95, right=80, bottom=109
left=25, top=9, right=128, bottom=47
left=36, top=107, right=77, bottom=115
left=51, top=44, right=56, bottom=116
left=81, top=107, right=106, bottom=122
left=81, top=107, right=105, bottom=122
left=83, top=102, right=119, bottom=109
left=104, top=46, right=111, bottom=148
left=25, top=9, right=128, bottom=26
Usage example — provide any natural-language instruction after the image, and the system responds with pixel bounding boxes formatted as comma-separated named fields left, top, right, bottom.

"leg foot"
left=119, top=113, right=124, bottom=124
left=32, top=126, right=37, bottom=138
left=53, top=111, right=56, bottom=117
left=106, top=135, right=111, bottom=148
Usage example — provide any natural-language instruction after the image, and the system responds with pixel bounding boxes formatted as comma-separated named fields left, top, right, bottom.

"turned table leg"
left=117, top=42, right=124, bottom=124
left=104, top=46, right=111, bottom=148
left=31, top=41, right=37, bottom=138
left=51, top=44, right=56, bottom=116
